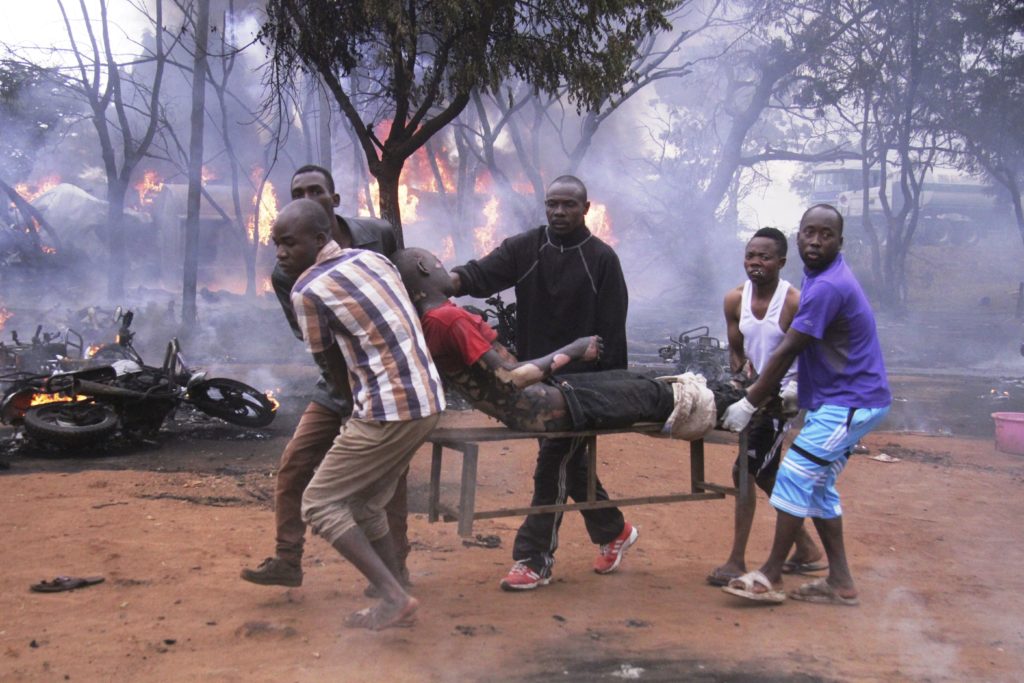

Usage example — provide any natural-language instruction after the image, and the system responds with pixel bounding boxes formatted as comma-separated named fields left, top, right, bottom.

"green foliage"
left=261, top=0, right=675, bottom=114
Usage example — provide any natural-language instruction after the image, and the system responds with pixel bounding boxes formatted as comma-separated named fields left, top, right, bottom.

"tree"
left=52, top=0, right=180, bottom=298
left=946, top=0, right=1024, bottom=249
left=261, top=0, right=675, bottom=246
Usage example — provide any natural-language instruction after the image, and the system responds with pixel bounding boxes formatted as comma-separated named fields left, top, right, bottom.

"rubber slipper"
left=788, top=578, right=859, bottom=606
left=31, top=576, right=105, bottom=593
left=781, top=560, right=828, bottom=575
left=721, top=570, right=786, bottom=604
left=706, top=567, right=742, bottom=587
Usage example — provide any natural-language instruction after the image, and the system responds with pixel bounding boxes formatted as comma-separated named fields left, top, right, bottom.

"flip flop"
left=781, top=560, right=829, bottom=575
left=721, top=570, right=786, bottom=604
left=706, top=567, right=743, bottom=587
left=30, top=576, right=105, bottom=593
left=788, top=578, right=859, bottom=606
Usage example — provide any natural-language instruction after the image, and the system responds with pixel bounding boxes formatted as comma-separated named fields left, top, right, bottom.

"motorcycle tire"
left=23, top=402, right=119, bottom=447
left=188, top=378, right=276, bottom=428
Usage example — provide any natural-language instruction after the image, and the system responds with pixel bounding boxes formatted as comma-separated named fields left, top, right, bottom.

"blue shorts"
left=770, top=404, right=890, bottom=519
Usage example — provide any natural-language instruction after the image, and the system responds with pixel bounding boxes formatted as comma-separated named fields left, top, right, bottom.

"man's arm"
left=723, top=287, right=746, bottom=380
left=592, top=251, right=629, bottom=370
left=314, top=343, right=352, bottom=400
left=482, top=335, right=602, bottom=389
left=450, top=234, right=522, bottom=298
left=721, top=327, right=813, bottom=431
left=271, top=264, right=303, bottom=340
left=745, top=327, right=813, bottom=406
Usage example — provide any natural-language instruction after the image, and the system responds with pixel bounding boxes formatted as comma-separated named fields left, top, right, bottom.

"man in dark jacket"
left=450, top=175, right=638, bottom=591
left=241, top=165, right=406, bottom=590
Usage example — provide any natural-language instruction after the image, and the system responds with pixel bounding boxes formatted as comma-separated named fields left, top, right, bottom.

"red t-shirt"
left=421, top=301, right=497, bottom=374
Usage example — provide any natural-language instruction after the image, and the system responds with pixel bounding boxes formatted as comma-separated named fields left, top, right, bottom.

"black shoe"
left=240, top=557, right=302, bottom=587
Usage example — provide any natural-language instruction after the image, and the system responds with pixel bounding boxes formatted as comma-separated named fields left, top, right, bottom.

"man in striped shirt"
left=273, top=199, right=445, bottom=630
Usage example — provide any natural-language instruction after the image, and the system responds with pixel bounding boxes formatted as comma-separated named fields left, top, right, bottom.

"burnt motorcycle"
left=0, top=311, right=276, bottom=448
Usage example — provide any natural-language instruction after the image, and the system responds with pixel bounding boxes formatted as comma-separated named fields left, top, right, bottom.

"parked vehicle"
left=0, top=311, right=276, bottom=448
left=833, top=166, right=1006, bottom=245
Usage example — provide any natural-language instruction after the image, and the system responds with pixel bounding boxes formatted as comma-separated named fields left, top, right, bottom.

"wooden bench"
left=425, top=423, right=739, bottom=537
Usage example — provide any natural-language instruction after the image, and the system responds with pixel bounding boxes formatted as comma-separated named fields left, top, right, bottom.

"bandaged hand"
left=721, top=396, right=757, bottom=432
left=780, top=380, right=799, bottom=417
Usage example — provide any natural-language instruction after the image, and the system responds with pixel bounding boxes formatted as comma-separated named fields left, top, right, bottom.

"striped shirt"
left=291, top=242, right=445, bottom=421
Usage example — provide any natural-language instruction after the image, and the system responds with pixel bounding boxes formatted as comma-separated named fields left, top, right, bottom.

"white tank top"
left=738, top=279, right=797, bottom=384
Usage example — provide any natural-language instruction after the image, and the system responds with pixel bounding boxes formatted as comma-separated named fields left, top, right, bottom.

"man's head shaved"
left=278, top=198, right=333, bottom=237
left=548, top=175, right=588, bottom=202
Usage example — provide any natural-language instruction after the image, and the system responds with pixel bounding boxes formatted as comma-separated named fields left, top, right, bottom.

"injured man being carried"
left=393, top=247, right=755, bottom=439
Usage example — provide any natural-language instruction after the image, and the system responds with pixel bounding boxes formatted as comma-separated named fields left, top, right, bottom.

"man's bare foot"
left=706, top=562, right=745, bottom=587
left=344, top=596, right=419, bottom=631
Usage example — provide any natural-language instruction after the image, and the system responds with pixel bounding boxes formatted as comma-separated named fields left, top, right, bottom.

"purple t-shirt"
left=791, top=255, right=891, bottom=410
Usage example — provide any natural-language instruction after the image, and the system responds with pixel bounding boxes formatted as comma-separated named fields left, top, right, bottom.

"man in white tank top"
left=706, top=228, right=825, bottom=587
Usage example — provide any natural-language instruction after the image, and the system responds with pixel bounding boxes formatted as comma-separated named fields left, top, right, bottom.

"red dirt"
left=2, top=409, right=1023, bottom=682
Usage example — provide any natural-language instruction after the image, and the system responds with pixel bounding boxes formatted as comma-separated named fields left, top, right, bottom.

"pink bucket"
left=991, top=412, right=1024, bottom=455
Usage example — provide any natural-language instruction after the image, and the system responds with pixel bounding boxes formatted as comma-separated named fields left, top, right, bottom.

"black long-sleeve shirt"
left=452, top=224, right=628, bottom=374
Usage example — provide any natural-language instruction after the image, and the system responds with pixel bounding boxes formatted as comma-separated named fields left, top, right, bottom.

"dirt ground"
left=2, top=386, right=1023, bottom=683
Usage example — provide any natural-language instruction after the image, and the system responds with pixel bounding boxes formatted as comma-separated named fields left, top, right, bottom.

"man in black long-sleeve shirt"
left=451, top=175, right=638, bottom=591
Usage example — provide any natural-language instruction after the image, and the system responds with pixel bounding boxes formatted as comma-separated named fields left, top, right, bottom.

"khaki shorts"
left=301, top=414, right=439, bottom=545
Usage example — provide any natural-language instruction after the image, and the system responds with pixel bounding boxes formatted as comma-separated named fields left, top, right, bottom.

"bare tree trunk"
left=318, top=81, right=332, bottom=170
left=182, top=0, right=210, bottom=332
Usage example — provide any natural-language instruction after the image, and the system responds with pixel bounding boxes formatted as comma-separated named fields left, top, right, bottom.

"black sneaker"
left=240, top=557, right=302, bottom=587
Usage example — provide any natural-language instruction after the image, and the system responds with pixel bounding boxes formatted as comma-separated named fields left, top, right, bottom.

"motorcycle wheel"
left=23, top=402, right=119, bottom=447
left=188, top=378, right=276, bottom=428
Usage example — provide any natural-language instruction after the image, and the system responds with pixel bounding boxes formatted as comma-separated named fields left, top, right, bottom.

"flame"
left=14, top=175, right=60, bottom=203
left=359, top=180, right=419, bottom=223
left=439, top=235, right=455, bottom=262
left=264, top=388, right=281, bottom=412
left=41, top=245, right=56, bottom=254
left=201, top=166, right=217, bottom=184
left=135, top=170, right=164, bottom=207
left=473, top=196, right=500, bottom=256
left=587, top=202, right=616, bottom=246
left=30, top=393, right=86, bottom=406
left=86, top=344, right=102, bottom=358
left=0, top=307, right=12, bottom=332
left=247, top=171, right=279, bottom=246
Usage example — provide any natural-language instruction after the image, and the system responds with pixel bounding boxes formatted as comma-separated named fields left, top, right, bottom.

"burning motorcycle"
left=0, top=310, right=276, bottom=448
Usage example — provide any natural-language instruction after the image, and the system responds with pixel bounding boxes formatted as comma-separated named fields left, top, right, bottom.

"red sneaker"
left=499, top=562, right=550, bottom=591
left=593, top=522, right=639, bottom=574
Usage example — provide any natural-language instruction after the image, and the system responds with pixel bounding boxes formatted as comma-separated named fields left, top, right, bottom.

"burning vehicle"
left=0, top=310, right=276, bottom=449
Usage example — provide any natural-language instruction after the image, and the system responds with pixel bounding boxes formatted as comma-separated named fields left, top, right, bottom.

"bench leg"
left=428, top=442, right=443, bottom=523
left=690, top=438, right=705, bottom=493
left=457, top=443, right=479, bottom=538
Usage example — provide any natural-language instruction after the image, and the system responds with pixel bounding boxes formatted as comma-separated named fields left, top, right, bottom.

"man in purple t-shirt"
left=719, top=204, right=891, bottom=607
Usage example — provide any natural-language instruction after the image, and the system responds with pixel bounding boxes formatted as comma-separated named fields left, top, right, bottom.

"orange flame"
left=30, top=393, right=85, bottom=406
left=359, top=180, right=419, bottom=223
left=247, top=172, right=279, bottom=246
left=439, top=235, right=455, bottom=262
left=473, top=196, right=500, bottom=256
left=588, top=202, right=616, bottom=246
left=135, top=170, right=164, bottom=207
left=264, top=388, right=281, bottom=412
left=201, top=166, right=217, bottom=184
left=14, top=175, right=60, bottom=203
left=0, top=307, right=12, bottom=332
